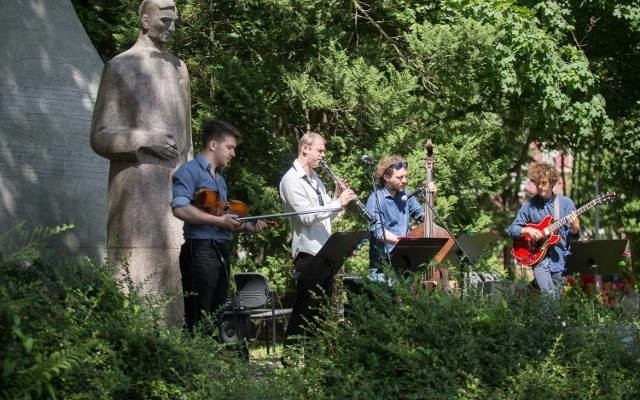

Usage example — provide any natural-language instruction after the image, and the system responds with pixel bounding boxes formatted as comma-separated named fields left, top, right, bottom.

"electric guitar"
left=511, top=192, right=615, bottom=267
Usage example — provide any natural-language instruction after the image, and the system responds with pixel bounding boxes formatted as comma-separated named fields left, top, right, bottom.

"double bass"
left=406, top=139, right=455, bottom=287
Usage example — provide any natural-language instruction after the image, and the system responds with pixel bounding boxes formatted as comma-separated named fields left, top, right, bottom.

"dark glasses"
left=390, top=161, right=408, bottom=169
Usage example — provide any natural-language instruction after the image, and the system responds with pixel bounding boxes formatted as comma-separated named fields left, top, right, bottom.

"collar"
left=293, top=159, right=316, bottom=180
left=379, top=185, right=404, bottom=199
left=195, top=154, right=215, bottom=176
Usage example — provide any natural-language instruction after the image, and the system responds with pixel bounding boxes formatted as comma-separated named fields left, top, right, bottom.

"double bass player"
left=364, top=155, right=437, bottom=282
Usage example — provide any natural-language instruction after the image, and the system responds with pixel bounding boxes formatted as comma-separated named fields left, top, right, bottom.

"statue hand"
left=148, top=133, right=178, bottom=160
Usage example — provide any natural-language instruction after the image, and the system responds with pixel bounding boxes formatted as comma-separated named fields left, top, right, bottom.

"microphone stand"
left=421, top=198, right=475, bottom=302
left=401, top=183, right=428, bottom=202
left=368, top=166, right=393, bottom=271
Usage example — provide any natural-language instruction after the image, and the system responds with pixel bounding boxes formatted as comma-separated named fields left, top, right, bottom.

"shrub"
left=279, top=278, right=640, bottom=399
left=0, top=227, right=273, bottom=400
left=2, top=225, right=638, bottom=399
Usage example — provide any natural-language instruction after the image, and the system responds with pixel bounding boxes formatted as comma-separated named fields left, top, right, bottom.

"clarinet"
left=319, top=159, right=377, bottom=223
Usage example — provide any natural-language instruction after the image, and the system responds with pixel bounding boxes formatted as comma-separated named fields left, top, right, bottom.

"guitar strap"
left=554, top=195, right=569, bottom=250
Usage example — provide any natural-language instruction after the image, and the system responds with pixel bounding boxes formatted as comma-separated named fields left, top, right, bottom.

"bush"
left=0, top=228, right=274, bottom=400
left=277, top=278, right=640, bottom=399
left=1, top=226, right=638, bottom=399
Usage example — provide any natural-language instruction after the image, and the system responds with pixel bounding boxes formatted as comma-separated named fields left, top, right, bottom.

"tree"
left=73, top=0, right=635, bottom=285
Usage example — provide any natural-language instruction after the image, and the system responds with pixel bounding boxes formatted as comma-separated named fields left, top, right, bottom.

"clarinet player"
left=279, top=131, right=357, bottom=355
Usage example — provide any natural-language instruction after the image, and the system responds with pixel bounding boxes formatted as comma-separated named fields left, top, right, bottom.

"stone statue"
left=90, top=0, right=192, bottom=324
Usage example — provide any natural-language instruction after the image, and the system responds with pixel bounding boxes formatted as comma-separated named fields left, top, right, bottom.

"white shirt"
left=279, top=159, right=342, bottom=258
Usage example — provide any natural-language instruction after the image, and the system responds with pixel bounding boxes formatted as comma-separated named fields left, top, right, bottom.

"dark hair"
left=201, top=120, right=241, bottom=148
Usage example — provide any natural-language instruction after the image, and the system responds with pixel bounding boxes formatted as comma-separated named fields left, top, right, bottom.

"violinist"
left=171, top=119, right=267, bottom=331
left=365, top=155, right=436, bottom=281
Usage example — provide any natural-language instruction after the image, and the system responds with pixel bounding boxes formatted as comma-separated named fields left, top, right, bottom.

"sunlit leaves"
left=71, top=0, right=638, bottom=272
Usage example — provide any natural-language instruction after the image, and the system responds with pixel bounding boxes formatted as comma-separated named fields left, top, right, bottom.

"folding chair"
left=220, top=272, right=291, bottom=354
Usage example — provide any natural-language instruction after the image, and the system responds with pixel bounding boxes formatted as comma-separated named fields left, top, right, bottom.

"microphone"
left=361, top=154, right=376, bottom=166
left=401, top=187, right=423, bottom=202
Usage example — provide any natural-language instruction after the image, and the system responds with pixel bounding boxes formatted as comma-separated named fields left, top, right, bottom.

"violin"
left=193, top=188, right=249, bottom=217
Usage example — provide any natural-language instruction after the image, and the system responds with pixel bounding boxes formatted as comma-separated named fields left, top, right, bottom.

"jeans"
left=533, top=259, right=564, bottom=300
left=179, top=239, right=230, bottom=331
left=368, top=268, right=394, bottom=286
left=368, top=268, right=387, bottom=283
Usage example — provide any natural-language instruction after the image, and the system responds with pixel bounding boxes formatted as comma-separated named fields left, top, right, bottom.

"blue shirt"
left=507, top=194, right=578, bottom=272
left=365, top=186, right=424, bottom=268
left=171, top=155, right=232, bottom=242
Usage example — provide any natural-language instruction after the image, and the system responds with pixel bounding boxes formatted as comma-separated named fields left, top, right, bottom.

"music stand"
left=442, top=232, right=499, bottom=265
left=390, top=237, right=448, bottom=274
left=564, top=239, right=628, bottom=277
left=298, top=231, right=368, bottom=279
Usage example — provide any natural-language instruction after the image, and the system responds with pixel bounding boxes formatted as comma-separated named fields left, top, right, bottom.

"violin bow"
left=236, top=207, right=343, bottom=222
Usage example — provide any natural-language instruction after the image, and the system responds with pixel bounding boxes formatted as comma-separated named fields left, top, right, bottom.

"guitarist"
left=507, top=162, right=580, bottom=299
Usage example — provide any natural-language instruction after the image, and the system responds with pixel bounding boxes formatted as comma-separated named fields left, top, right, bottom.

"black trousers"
left=285, top=252, right=333, bottom=340
left=179, top=239, right=230, bottom=331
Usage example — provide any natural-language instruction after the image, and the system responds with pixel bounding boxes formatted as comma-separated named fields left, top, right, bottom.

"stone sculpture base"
left=109, top=247, right=184, bottom=327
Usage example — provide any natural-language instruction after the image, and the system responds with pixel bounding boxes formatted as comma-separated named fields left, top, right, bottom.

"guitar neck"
left=548, top=199, right=596, bottom=232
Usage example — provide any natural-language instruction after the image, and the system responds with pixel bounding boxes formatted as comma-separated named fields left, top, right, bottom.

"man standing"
left=279, top=131, right=357, bottom=342
left=507, top=162, right=580, bottom=299
left=172, top=120, right=266, bottom=331
left=90, top=0, right=190, bottom=323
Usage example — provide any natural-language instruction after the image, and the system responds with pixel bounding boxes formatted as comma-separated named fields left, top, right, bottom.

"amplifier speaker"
left=219, top=308, right=251, bottom=343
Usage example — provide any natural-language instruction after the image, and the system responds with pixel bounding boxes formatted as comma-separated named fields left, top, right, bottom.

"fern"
left=1, top=310, right=83, bottom=400
left=1, top=348, right=84, bottom=400
left=0, top=222, right=74, bottom=264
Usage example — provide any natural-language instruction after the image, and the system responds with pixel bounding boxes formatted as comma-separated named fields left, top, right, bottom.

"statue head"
left=139, top=0, right=178, bottom=47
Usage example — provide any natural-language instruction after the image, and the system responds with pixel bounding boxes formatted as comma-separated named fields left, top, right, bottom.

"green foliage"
left=0, top=222, right=74, bottom=265
left=0, top=228, right=270, bottom=400
left=70, top=0, right=138, bottom=61
left=282, top=281, right=640, bottom=399
left=71, top=0, right=639, bottom=280
left=1, top=228, right=639, bottom=399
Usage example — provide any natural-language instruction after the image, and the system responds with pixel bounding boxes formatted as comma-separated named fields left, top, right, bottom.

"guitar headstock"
left=595, top=192, right=616, bottom=205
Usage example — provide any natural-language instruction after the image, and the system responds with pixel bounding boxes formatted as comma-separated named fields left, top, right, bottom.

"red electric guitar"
left=511, top=192, right=615, bottom=267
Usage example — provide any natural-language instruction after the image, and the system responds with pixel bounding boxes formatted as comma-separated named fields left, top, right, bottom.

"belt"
left=184, top=238, right=229, bottom=250
left=295, top=251, right=314, bottom=261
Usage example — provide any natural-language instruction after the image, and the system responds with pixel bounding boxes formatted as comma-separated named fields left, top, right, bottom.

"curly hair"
left=527, top=162, right=558, bottom=185
left=375, top=155, right=407, bottom=186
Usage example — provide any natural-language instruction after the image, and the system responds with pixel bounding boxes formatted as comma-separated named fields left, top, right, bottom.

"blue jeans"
left=368, top=268, right=395, bottom=286
left=533, top=259, right=564, bottom=300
